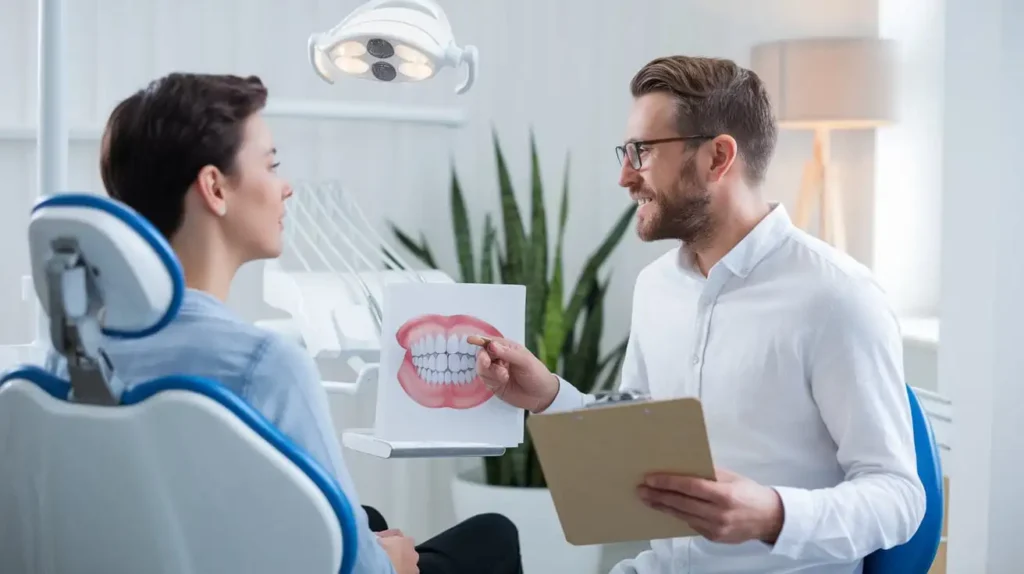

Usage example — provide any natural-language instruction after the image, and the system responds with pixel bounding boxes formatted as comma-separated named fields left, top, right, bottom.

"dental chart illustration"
left=374, top=282, right=526, bottom=447
left=395, top=313, right=503, bottom=409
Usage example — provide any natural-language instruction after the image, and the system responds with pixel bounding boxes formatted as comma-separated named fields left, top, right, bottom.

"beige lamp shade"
left=750, top=37, right=898, bottom=130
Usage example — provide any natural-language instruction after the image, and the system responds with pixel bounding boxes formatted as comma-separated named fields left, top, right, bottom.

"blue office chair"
left=863, top=384, right=945, bottom=573
left=0, top=194, right=359, bottom=574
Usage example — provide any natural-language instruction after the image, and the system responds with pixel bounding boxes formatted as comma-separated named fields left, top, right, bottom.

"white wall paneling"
left=940, top=0, right=1024, bottom=570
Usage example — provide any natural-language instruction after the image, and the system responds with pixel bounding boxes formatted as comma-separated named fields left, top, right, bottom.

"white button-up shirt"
left=545, top=204, right=925, bottom=574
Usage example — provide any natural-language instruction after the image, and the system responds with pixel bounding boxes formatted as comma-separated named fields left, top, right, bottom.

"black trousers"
left=363, top=505, right=523, bottom=574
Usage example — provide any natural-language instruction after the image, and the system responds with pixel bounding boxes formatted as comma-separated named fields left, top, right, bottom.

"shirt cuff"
left=768, top=486, right=817, bottom=559
left=537, top=376, right=590, bottom=413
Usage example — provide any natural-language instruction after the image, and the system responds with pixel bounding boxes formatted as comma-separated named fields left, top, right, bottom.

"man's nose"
left=619, top=160, right=640, bottom=188
left=283, top=184, right=294, bottom=199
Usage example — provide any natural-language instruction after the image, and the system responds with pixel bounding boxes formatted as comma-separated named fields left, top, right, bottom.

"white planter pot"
left=450, top=467, right=603, bottom=574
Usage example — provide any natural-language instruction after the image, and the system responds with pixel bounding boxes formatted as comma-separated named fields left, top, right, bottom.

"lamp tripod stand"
left=793, top=127, right=847, bottom=252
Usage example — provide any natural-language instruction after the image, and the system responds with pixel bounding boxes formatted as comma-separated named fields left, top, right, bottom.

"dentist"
left=474, top=55, right=925, bottom=574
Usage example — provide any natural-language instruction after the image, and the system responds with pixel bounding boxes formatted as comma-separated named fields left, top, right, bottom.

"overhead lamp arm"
left=453, top=44, right=477, bottom=95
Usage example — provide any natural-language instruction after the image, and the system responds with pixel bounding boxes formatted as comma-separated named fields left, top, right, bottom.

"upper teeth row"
left=412, top=333, right=474, bottom=356
left=637, top=198, right=650, bottom=205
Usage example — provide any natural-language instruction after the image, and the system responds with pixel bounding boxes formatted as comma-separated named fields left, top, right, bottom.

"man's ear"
left=195, top=164, right=228, bottom=217
left=707, top=134, right=738, bottom=183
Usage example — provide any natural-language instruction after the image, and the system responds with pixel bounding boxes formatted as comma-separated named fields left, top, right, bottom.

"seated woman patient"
left=44, top=72, right=522, bottom=574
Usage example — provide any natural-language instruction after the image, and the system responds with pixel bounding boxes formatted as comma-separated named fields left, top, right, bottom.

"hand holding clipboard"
left=469, top=335, right=784, bottom=547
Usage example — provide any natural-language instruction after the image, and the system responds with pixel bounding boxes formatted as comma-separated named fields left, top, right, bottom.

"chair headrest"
left=28, top=193, right=185, bottom=339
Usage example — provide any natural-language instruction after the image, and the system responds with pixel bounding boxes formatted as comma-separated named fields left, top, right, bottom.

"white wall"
left=0, top=0, right=880, bottom=355
left=0, top=0, right=896, bottom=555
left=875, top=0, right=944, bottom=318
left=940, top=0, right=1024, bottom=570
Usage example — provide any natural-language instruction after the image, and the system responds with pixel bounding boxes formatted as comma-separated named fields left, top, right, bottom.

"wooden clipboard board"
left=527, top=397, right=715, bottom=546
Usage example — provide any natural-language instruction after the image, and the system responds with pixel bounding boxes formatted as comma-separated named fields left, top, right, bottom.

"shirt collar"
left=678, top=202, right=793, bottom=279
left=180, top=288, right=235, bottom=318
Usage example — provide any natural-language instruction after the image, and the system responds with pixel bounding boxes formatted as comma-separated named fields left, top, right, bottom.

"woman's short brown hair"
left=99, top=73, right=268, bottom=239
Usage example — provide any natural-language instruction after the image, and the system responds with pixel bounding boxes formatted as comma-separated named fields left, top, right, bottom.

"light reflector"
left=308, top=0, right=478, bottom=94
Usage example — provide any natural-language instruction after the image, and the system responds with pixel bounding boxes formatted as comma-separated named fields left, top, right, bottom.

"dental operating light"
left=309, top=0, right=478, bottom=95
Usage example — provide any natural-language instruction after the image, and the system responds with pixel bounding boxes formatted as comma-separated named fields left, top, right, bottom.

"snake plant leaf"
left=480, top=214, right=497, bottom=284
left=389, top=221, right=438, bottom=269
left=597, top=335, right=628, bottom=373
left=450, top=168, right=475, bottom=284
left=565, top=277, right=607, bottom=390
left=597, top=336, right=629, bottom=393
left=559, top=204, right=636, bottom=351
left=497, top=249, right=509, bottom=284
left=557, top=153, right=571, bottom=241
left=501, top=445, right=518, bottom=486
left=538, top=262, right=563, bottom=372
left=539, top=152, right=572, bottom=372
left=484, top=454, right=502, bottom=484
left=536, top=334, right=550, bottom=372
left=524, top=130, right=548, bottom=355
left=508, top=440, right=531, bottom=486
left=527, top=434, right=546, bottom=487
left=493, top=129, right=528, bottom=284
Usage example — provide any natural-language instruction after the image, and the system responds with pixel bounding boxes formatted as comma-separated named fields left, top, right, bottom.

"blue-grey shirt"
left=45, top=288, right=396, bottom=574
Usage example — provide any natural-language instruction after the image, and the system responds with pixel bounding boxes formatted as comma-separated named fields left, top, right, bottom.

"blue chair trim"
left=32, top=193, right=185, bottom=339
left=863, top=384, right=944, bottom=573
left=0, top=365, right=71, bottom=399
left=121, top=375, right=359, bottom=574
left=0, top=366, right=358, bottom=574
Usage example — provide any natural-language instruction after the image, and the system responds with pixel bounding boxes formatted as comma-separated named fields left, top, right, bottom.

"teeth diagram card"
left=373, top=282, right=526, bottom=447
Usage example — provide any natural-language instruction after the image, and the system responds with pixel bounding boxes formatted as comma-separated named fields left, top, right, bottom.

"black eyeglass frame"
left=615, top=135, right=716, bottom=170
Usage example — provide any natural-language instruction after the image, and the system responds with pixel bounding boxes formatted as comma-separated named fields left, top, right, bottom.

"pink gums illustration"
left=394, top=313, right=503, bottom=409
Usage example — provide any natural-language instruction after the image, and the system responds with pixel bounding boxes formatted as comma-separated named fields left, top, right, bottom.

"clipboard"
left=526, top=396, right=715, bottom=546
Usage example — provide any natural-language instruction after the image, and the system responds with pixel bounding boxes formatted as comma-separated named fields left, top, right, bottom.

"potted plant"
left=390, top=129, right=636, bottom=573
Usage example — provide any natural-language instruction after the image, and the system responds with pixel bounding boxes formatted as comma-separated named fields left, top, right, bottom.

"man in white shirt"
left=473, top=55, right=926, bottom=573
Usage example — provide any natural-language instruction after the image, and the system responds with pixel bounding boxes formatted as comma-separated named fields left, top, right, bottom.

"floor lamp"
left=751, top=38, right=897, bottom=252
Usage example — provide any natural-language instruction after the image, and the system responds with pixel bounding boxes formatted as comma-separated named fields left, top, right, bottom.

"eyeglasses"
left=615, top=135, right=715, bottom=170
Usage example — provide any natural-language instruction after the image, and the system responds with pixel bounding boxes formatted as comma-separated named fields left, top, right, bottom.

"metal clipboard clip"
left=584, top=390, right=652, bottom=409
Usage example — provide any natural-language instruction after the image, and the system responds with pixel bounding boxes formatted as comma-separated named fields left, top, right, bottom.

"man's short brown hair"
left=100, top=73, right=268, bottom=239
left=630, top=56, right=777, bottom=186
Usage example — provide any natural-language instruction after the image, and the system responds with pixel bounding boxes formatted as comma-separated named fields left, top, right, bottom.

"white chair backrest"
left=0, top=194, right=358, bottom=574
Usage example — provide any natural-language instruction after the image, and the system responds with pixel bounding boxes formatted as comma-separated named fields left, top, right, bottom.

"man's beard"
left=636, top=157, right=715, bottom=247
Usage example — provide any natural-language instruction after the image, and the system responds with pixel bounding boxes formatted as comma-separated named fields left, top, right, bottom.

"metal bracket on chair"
left=45, top=237, right=122, bottom=406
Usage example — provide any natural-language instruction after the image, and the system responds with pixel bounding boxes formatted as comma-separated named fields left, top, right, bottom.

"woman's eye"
left=270, top=162, right=281, bottom=171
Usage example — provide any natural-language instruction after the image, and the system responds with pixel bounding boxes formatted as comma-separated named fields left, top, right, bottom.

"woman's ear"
left=195, top=164, right=228, bottom=216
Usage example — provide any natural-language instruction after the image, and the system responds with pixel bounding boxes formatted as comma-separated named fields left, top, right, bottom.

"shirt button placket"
left=693, top=297, right=706, bottom=400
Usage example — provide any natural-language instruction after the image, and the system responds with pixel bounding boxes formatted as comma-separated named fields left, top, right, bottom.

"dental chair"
left=863, top=384, right=945, bottom=574
left=0, top=194, right=359, bottom=574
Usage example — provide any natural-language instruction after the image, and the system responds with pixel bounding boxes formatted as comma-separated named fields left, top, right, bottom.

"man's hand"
left=378, top=534, right=419, bottom=574
left=637, top=466, right=784, bottom=545
left=469, top=336, right=560, bottom=413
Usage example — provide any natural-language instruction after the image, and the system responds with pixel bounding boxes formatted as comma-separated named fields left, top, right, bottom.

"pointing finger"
left=476, top=349, right=492, bottom=370
left=467, top=335, right=492, bottom=347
